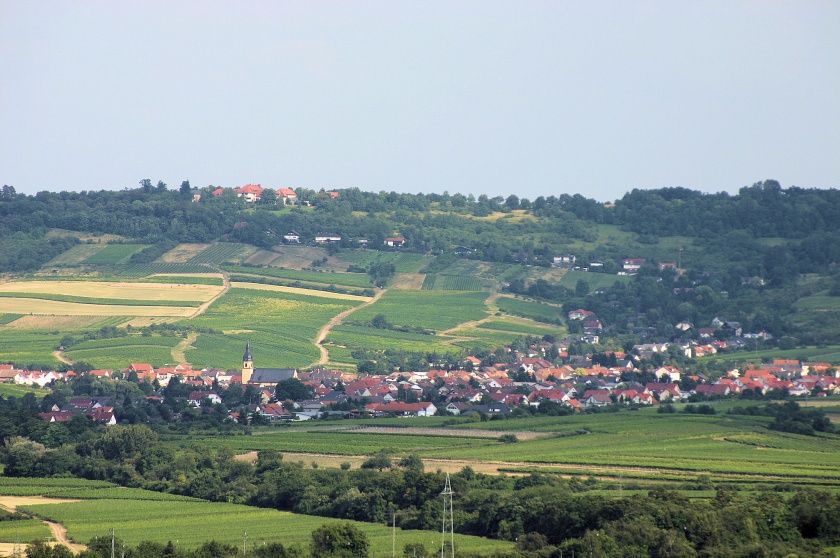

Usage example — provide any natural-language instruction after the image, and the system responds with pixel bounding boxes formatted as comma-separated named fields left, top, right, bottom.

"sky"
left=1, top=1, right=839, bottom=200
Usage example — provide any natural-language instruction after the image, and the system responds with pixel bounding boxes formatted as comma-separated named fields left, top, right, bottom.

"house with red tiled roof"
left=235, top=183, right=263, bottom=203
left=276, top=187, right=297, bottom=205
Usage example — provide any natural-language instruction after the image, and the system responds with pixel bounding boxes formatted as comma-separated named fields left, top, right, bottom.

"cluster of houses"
left=38, top=396, right=117, bottom=425
left=4, top=342, right=839, bottom=423
left=203, top=184, right=339, bottom=205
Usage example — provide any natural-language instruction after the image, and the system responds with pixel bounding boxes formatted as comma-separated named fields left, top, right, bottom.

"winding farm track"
left=52, top=350, right=74, bottom=366
left=171, top=331, right=198, bottom=363
left=0, top=497, right=86, bottom=555
left=311, top=288, right=386, bottom=366
left=189, top=269, right=230, bottom=318
left=440, top=292, right=500, bottom=336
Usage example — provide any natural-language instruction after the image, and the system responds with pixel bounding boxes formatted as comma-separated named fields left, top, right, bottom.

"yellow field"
left=0, top=281, right=223, bottom=301
left=158, top=243, right=211, bottom=263
left=229, top=282, right=372, bottom=301
left=3, top=315, right=109, bottom=329
left=0, top=298, right=195, bottom=317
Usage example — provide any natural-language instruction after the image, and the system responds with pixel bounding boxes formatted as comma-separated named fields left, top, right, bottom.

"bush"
left=498, top=434, right=519, bottom=444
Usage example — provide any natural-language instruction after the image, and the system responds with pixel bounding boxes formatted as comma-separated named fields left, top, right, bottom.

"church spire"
left=243, top=341, right=252, bottom=362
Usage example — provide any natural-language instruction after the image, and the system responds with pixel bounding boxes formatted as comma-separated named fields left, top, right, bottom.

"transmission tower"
left=440, top=473, right=454, bottom=558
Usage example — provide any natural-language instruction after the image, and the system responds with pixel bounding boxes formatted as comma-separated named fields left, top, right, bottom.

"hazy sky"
left=2, top=1, right=839, bottom=200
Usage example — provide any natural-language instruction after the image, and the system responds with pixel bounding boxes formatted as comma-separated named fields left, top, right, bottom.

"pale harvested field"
left=0, top=496, right=80, bottom=512
left=799, top=399, right=840, bottom=408
left=267, top=245, right=345, bottom=271
left=158, top=243, right=211, bottom=263
left=0, top=298, right=195, bottom=317
left=45, top=245, right=104, bottom=266
left=230, top=282, right=372, bottom=301
left=245, top=249, right=282, bottom=265
left=0, top=281, right=223, bottom=301
left=391, top=273, right=426, bottom=290
left=4, top=315, right=107, bottom=330
left=235, top=451, right=528, bottom=476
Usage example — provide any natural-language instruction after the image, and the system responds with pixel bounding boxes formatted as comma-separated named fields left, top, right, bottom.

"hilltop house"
left=276, top=187, right=297, bottom=205
left=235, top=184, right=263, bottom=203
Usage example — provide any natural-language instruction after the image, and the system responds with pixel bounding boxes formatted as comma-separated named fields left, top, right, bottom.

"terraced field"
left=0, top=479, right=510, bottom=555
left=187, top=243, right=255, bottom=264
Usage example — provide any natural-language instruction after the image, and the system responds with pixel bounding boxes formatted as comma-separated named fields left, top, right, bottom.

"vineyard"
left=421, top=274, right=485, bottom=291
left=181, top=405, right=840, bottom=489
left=186, top=243, right=254, bottom=265
left=81, top=244, right=149, bottom=265
left=0, top=479, right=511, bottom=555
left=222, top=264, right=374, bottom=288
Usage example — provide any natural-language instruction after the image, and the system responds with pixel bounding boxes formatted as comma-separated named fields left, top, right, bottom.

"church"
left=241, top=342, right=298, bottom=387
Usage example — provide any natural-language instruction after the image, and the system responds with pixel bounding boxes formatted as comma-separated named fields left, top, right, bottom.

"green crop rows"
left=496, top=296, right=562, bottom=323
left=186, top=287, right=360, bottom=369
left=350, top=290, right=489, bottom=331
left=65, top=335, right=183, bottom=369
left=82, top=244, right=149, bottom=265
left=188, top=243, right=252, bottom=264
left=3, top=479, right=509, bottom=554
left=421, top=274, right=484, bottom=291
left=223, top=265, right=373, bottom=288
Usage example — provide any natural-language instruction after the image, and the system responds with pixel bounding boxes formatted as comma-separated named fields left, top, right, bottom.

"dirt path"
left=310, top=288, right=386, bottom=367
left=0, top=497, right=86, bottom=555
left=171, top=331, right=198, bottom=363
left=52, top=350, right=74, bottom=366
left=441, top=292, right=500, bottom=335
left=190, top=268, right=230, bottom=318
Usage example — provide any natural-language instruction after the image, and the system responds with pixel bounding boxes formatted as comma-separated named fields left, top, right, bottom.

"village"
left=3, top=335, right=839, bottom=427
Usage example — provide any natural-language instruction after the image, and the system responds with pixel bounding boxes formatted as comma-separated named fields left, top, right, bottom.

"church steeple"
left=242, top=341, right=254, bottom=384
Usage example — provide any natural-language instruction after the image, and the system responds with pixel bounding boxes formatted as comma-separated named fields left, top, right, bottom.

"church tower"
left=242, top=341, right=254, bottom=384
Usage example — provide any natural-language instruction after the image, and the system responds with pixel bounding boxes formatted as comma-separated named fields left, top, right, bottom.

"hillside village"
left=4, top=337, right=838, bottom=426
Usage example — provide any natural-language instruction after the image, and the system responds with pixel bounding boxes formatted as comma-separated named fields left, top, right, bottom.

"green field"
left=0, top=383, right=47, bottom=398
left=496, top=296, right=563, bottom=324
left=65, top=335, right=183, bottom=369
left=82, top=244, right=148, bottom=265
left=0, top=314, right=22, bottom=325
left=188, top=243, right=253, bottom=265
left=0, top=330, right=65, bottom=366
left=0, top=518, right=52, bottom=542
left=350, top=290, right=489, bottom=331
left=186, top=407, right=840, bottom=487
left=223, top=265, right=373, bottom=288
left=186, top=287, right=361, bottom=369
left=2, top=479, right=509, bottom=554
left=336, top=251, right=429, bottom=273
left=421, top=274, right=484, bottom=291
left=558, top=270, right=628, bottom=292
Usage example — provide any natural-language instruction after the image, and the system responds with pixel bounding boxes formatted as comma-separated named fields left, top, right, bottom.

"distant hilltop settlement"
left=2, top=341, right=840, bottom=426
